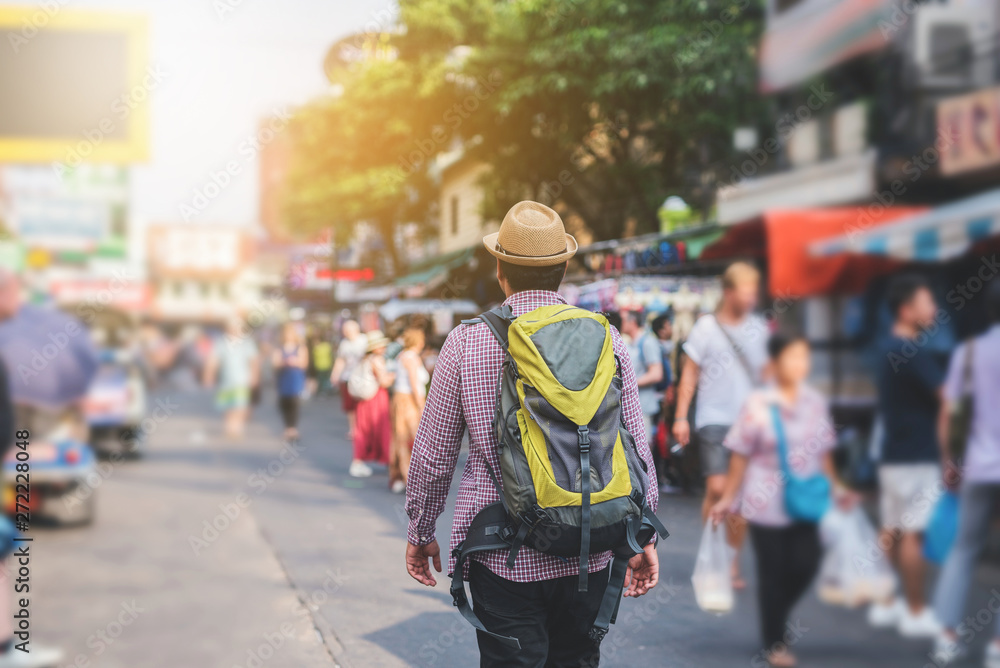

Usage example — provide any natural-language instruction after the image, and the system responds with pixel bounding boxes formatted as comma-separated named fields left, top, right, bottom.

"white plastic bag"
left=817, top=507, right=896, bottom=608
left=692, top=521, right=734, bottom=614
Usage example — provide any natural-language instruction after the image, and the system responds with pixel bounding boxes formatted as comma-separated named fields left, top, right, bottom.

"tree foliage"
left=285, top=0, right=766, bottom=265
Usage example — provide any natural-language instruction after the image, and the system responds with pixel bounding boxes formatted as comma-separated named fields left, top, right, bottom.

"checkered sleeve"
left=404, top=326, right=467, bottom=546
left=611, top=327, right=659, bottom=514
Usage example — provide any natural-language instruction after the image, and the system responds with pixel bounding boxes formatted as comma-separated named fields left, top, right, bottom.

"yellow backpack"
left=450, top=304, right=668, bottom=648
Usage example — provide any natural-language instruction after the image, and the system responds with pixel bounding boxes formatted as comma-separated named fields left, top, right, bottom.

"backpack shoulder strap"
left=769, top=403, right=794, bottom=480
left=712, top=314, right=759, bottom=387
left=461, top=305, right=514, bottom=350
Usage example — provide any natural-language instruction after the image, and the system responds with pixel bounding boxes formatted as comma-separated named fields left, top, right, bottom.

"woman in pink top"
left=711, top=334, right=852, bottom=667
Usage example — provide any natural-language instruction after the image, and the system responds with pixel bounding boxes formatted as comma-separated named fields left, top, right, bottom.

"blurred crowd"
left=0, top=256, right=997, bottom=667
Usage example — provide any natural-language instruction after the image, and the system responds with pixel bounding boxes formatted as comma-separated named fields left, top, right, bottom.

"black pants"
left=278, top=395, right=299, bottom=429
left=468, top=560, right=609, bottom=668
left=749, top=522, right=821, bottom=652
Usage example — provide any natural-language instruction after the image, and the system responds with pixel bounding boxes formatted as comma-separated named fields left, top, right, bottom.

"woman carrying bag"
left=711, top=334, right=855, bottom=667
left=348, top=331, right=394, bottom=478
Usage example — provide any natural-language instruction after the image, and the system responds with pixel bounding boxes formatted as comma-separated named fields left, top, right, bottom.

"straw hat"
left=483, top=201, right=578, bottom=267
left=365, top=330, right=391, bottom=352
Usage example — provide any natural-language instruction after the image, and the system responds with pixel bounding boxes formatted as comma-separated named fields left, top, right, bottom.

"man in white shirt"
left=673, top=262, right=768, bottom=588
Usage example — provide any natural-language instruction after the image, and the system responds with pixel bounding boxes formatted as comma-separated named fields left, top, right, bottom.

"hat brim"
left=365, top=338, right=390, bottom=352
left=483, top=232, right=578, bottom=267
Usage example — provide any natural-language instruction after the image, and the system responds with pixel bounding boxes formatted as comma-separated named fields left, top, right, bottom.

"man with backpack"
left=404, top=201, right=664, bottom=667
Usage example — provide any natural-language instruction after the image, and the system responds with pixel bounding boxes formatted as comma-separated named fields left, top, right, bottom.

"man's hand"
left=672, top=418, right=690, bottom=447
left=406, top=540, right=441, bottom=587
left=833, top=486, right=861, bottom=511
left=624, top=543, right=659, bottom=598
left=708, top=496, right=732, bottom=527
left=942, top=458, right=962, bottom=492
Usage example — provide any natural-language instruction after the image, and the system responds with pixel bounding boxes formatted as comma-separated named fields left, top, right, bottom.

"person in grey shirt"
left=620, top=310, right=663, bottom=449
left=673, top=262, right=768, bottom=589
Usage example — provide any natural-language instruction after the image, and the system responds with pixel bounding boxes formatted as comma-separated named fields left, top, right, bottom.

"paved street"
left=31, top=387, right=997, bottom=668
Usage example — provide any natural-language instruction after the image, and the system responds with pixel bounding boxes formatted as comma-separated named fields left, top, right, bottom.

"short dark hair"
left=497, top=259, right=567, bottom=293
left=622, top=309, right=644, bottom=328
left=651, top=312, right=672, bottom=335
left=987, top=279, right=1000, bottom=324
left=767, top=332, right=808, bottom=360
left=886, top=274, right=931, bottom=318
left=604, top=311, right=622, bottom=332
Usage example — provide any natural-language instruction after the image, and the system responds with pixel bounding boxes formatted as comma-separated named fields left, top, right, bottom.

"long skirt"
left=353, top=387, right=390, bottom=464
left=389, top=392, right=423, bottom=484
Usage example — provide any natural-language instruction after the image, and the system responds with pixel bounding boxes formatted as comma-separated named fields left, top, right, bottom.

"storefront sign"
left=51, top=278, right=150, bottom=311
left=938, top=86, right=1000, bottom=176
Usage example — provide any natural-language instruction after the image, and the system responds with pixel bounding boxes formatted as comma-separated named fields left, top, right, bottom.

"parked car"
left=4, top=422, right=97, bottom=526
left=83, top=349, right=148, bottom=458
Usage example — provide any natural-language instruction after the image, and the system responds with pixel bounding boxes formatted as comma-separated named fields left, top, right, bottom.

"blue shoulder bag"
left=770, top=404, right=831, bottom=523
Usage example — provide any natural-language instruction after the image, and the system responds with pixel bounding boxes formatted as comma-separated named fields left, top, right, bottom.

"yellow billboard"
left=0, top=7, right=150, bottom=164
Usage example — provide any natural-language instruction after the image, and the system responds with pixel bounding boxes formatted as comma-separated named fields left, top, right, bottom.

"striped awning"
left=811, top=188, right=1000, bottom=261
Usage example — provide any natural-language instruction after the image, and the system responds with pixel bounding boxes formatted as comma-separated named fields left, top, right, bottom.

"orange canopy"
left=703, top=207, right=928, bottom=298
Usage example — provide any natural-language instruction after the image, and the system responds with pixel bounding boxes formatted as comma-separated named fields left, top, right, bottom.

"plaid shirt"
left=405, top=290, right=658, bottom=582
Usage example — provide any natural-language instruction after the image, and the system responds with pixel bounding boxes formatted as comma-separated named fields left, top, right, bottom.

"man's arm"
left=404, top=328, right=467, bottom=585
left=672, top=356, right=699, bottom=446
left=329, top=354, right=345, bottom=385
left=635, top=335, right=664, bottom=389
left=202, top=350, right=218, bottom=388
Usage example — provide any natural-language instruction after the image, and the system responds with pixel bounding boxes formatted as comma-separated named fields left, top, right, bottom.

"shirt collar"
left=762, top=383, right=813, bottom=410
left=502, top=290, right=567, bottom=317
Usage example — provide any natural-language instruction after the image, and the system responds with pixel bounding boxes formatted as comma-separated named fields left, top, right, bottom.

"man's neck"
left=716, top=305, right=747, bottom=325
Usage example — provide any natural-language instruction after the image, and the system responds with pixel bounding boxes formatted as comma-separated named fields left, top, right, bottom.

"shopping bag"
left=692, top=521, right=734, bottom=614
left=924, top=491, right=959, bottom=564
left=817, top=507, right=895, bottom=608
